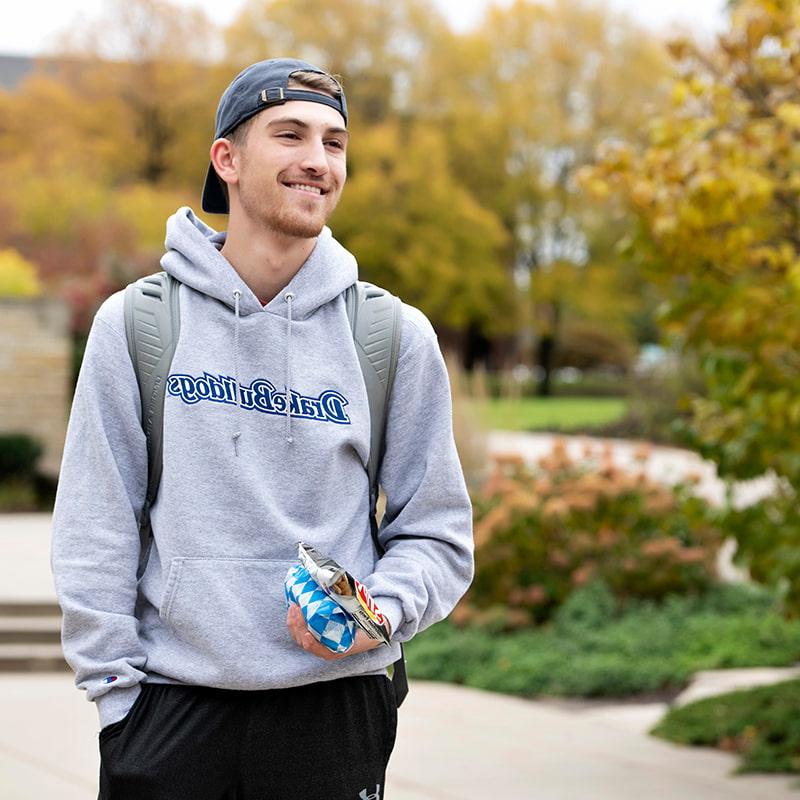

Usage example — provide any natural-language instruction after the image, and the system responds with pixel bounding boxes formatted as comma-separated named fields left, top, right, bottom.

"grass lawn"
left=470, top=396, right=629, bottom=432
left=652, top=679, right=800, bottom=774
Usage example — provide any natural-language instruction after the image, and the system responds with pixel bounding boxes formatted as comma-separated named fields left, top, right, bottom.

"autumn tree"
left=588, top=0, right=800, bottom=611
left=414, top=0, right=672, bottom=386
left=225, top=0, right=447, bottom=125
left=0, top=0, right=217, bottom=294
left=332, top=122, right=516, bottom=337
left=51, top=0, right=222, bottom=187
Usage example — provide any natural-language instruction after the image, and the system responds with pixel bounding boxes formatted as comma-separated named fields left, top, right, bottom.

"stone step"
left=0, top=615, right=62, bottom=644
left=0, top=643, right=69, bottom=672
left=0, top=602, right=62, bottom=617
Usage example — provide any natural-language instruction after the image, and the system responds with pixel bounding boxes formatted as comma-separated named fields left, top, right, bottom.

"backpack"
left=123, top=271, right=408, bottom=706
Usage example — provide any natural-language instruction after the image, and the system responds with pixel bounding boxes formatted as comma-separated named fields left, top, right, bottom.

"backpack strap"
left=344, top=280, right=407, bottom=706
left=344, top=281, right=403, bottom=516
left=123, top=271, right=181, bottom=579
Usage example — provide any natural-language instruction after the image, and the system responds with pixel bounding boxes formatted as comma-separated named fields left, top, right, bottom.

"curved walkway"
left=487, top=430, right=778, bottom=508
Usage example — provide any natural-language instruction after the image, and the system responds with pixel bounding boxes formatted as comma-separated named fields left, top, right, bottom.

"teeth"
left=287, top=183, right=322, bottom=194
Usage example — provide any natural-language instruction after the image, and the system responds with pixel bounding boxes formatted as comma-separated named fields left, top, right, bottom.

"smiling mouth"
left=283, top=182, right=327, bottom=196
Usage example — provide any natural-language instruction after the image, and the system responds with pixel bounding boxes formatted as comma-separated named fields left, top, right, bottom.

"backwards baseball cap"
left=201, top=57, right=348, bottom=214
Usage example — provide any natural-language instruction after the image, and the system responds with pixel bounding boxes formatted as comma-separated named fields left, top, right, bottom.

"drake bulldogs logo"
left=167, top=372, right=351, bottom=425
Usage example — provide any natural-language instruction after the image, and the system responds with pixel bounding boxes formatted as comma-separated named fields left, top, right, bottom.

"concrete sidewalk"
left=2, top=511, right=799, bottom=798
left=1, top=673, right=798, bottom=799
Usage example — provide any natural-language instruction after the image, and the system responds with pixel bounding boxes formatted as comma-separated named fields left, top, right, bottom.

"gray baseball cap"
left=202, top=58, right=348, bottom=214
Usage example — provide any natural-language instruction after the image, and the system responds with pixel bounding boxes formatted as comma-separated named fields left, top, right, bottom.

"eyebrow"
left=266, top=116, right=349, bottom=138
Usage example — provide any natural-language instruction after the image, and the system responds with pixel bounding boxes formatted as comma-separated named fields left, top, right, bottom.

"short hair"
left=226, top=69, right=345, bottom=148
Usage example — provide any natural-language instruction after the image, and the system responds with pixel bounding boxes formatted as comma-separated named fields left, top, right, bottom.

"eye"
left=326, top=139, right=346, bottom=151
left=277, top=131, right=301, bottom=140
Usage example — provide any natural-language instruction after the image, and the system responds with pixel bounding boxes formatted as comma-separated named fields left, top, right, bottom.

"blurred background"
left=1, top=0, right=799, bottom=797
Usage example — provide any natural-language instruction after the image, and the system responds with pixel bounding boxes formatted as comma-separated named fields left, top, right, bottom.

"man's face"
left=229, top=100, right=348, bottom=239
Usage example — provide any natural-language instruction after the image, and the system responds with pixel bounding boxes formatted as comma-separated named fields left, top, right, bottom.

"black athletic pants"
left=98, top=675, right=397, bottom=800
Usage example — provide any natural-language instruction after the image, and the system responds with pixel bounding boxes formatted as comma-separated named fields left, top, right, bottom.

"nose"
left=299, top=137, right=329, bottom=175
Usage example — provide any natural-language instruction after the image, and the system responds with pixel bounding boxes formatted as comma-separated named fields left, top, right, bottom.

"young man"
left=51, top=58, right=473, bottom=800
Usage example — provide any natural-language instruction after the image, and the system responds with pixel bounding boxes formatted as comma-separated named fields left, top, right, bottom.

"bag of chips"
left=284, top=543, right=391, bottom=654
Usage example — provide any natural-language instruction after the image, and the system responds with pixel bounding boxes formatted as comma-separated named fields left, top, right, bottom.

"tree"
left=51, top=0, right=221, bottom=187
left=412, top=0, right=672, bottom=387
left=225, top=0, right=448, bottom=124
left=332, top=121, right=517, bottom=338
left=587, top=0, right=800, bottom=612
left=0, top=0, right=214, bottom=307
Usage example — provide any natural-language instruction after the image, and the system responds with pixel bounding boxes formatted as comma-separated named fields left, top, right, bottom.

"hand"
left=285, top=603, right=385, bottom=661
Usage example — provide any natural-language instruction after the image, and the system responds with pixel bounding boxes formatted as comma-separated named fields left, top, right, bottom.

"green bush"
left=406, top=582, right=800, bottom=700
left=570, top=358, right=705, bottom=446
left=0, top=480, right=39, bottom=512
left=652, top=679, right=800, bottom=774
left=467, top=445, right=723, bottom=625
left=717, top=489, right=800, bottom=618
left=0, top=434, right=43, bottom=481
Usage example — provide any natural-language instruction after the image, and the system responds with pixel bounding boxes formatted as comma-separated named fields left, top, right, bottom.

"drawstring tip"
left=286, top=436, right=294, bottom=444
left=233, top=431, right=241, bottom=456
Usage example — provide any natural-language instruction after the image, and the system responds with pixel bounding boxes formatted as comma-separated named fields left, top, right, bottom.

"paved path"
left=1, top=674, right=798, bottom=800
left=2, top=494, right=799, bottom=798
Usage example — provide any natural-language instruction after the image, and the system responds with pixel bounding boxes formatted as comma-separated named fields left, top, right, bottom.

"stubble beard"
left=238, top=170, right=339, bottom=240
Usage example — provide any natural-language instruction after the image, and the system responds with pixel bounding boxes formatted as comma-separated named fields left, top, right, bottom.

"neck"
left=220, top=211, right=317, bottom=304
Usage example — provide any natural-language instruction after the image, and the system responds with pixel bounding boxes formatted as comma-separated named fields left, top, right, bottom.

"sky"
left=3, top=0, right=728, bottom=58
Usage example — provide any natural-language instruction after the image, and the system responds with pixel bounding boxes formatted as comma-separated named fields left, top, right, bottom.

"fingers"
left=286, top=604, right=341, bottom=661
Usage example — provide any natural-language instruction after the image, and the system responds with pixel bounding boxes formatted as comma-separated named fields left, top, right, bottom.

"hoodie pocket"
left=159, top=557, right=296, bottom=679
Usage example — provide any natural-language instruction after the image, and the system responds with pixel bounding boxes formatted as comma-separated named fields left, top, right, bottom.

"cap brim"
left=201, top=162, right=229, bottom=214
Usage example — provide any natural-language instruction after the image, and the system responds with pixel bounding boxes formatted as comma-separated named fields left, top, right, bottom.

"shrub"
left=465, top=441, right=723, bottom=625
left=571, top=356, right=705, bottom=446
left=652, top=679, right=800, bottom=775
left=553, top=319, right=635, bottom=371
left=406, top=583, right=800, bottom=700
left=0, top=248, right=42, bottom=297
left=718, top=488, right=800, bottom=618
left=0, top=480, right=39, bottom=512
left=0, top=434, right=43, bottom=481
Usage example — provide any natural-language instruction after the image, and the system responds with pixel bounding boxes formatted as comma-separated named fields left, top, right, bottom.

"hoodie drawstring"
left=232, top=290, right=243, bottom=456
left=284, top=292, right=295, bottom=444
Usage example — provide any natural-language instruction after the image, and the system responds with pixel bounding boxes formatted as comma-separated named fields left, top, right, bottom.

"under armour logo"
left=359, top=785, right=381, bottom=800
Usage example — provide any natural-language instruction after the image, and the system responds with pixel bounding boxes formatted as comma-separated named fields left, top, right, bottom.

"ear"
left=209, top=138, right=240, bottom=189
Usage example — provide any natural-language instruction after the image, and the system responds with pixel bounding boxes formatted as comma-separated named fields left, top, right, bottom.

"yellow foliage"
left=112, top=185, right=196, bottom=253
left=0, top=249, right=42, bottom=297
left=776, top=102, right=800, bottom=131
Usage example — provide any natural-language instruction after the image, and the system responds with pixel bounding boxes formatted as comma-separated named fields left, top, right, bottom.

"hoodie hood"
left=160, top=206, right=358, bottom=319
left=159, top=206, right=359, bottom=448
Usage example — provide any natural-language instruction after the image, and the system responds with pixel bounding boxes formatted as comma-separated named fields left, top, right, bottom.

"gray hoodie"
left=51, top=207, right=474, bottom=729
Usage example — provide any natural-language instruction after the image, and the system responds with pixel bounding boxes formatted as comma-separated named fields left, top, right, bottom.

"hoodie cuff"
left=374, top=596, right=404, bottom=641
left=95, top=684, right=142, bottom=730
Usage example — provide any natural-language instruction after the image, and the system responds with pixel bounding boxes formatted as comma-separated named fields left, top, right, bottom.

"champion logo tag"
left=102, top=676, right=119, bottom=684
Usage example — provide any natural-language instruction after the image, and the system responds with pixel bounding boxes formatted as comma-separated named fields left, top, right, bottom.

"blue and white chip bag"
left=284, top=543, right=391, bottom=654
left=284, top=564, right=357, bottom=653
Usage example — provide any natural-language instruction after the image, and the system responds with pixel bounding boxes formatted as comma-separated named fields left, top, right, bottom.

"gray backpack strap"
left=345, top=280, right=403, bottom=508
left=123, top=271, right=181, bottom=578
left=345, top=279, right=407, bottom=706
